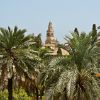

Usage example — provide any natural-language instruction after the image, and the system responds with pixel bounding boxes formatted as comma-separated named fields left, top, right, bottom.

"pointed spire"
left=48, top=21, right=52, bottom=26
left=47, top=21, right=54, bottom=33
left=45, top=22, right=56, bottom=50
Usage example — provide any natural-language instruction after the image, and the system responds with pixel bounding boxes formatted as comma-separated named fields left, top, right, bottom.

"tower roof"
left=47, top=21, right=54, bottom=33
left=48, top=21, right=52, bottom=26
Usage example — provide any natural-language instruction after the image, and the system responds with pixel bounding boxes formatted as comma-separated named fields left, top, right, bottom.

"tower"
left=45, top=22, right=57, bottom=50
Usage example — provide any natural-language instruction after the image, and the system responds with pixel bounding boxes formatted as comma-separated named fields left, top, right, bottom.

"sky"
left=0, top=0, right=100, bottom=43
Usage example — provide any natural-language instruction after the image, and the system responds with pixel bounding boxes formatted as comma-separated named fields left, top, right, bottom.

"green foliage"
left=91, top=24, right=97, bottom=44
left=0, top=89, right=31, bottom=100
left=0, top=90, right=8, bottom=100
left=43, top=25, right=100, bottom=100
left=13, top=88, right=31, bottom=100
left=34, top=33, right=42, bottom=49
left=0, top=26, right=41, bottom=100
left=0, top=24, right=100, bottom=100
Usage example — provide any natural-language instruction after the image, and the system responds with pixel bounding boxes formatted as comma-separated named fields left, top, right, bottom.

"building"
left=45, top=22, right=57, bottom=50
left=45, top=22, right=69, bottom=56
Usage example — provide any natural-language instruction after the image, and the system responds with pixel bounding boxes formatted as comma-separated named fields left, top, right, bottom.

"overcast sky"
left=0, top=0, right=100, bottom=42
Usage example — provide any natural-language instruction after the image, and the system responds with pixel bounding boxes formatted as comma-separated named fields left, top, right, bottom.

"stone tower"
left=45, top=22, right=57, bottom=50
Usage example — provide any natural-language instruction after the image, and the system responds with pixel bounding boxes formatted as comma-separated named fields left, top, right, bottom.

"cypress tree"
left=92, top=24, right=97, bottom=44
left=74, top=27, right=79, bottom=36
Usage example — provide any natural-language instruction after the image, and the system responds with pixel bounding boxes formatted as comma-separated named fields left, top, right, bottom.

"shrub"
left=0, top=88, right=31, bottom=100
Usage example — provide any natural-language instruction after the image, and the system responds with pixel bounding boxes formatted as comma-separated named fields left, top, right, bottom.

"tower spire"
left=47, top=21, right=54, bottom=36
left=48, top=21, right=53, bottom=31
left=45, top=22, right=56, bottom=50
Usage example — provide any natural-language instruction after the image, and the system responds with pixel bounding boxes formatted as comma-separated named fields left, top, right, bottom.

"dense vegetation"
left=0, top=24, right=100, bottom=100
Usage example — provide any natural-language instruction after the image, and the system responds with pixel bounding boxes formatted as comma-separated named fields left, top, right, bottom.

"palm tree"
left=17, top=33, right=51, bottom=100
left=31, top=34, right=53, bottom=100
left=0, top=26, right=40, bottom=100
left=43, top=25, right=100, bottom=100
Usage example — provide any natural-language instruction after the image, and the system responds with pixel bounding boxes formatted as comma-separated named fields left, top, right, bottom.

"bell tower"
left=45, top=22, right=56, bottom=50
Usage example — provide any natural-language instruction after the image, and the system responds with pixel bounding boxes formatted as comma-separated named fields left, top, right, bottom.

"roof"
left=48, top=47, right=69, bottom=56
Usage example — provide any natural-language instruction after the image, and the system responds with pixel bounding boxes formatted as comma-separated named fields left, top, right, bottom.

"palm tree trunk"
left=8, top=76, right=13, bottom=100
left=36, top=87, right=39, bottom=100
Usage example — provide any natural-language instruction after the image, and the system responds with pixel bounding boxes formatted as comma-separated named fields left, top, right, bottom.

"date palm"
left=0, top=26, right=40, bottom=100
left=44, top=25, right=100, bottom=100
